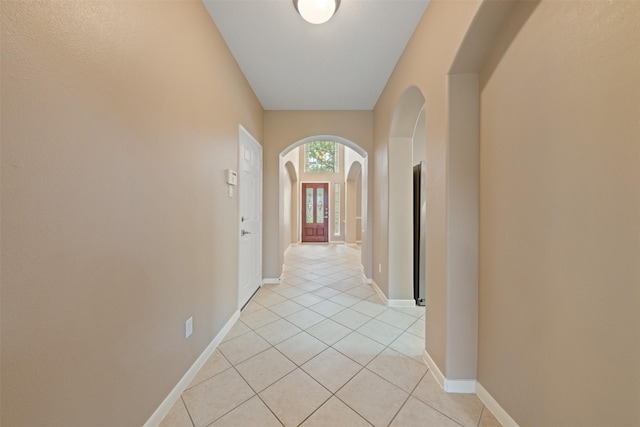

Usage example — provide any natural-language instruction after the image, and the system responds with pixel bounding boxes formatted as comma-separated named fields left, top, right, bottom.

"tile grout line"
left=384, top=370, right=430, bottom=427
left=172, top=244, right=431, bottom=427
left=477, top=405, right=486, bottom=427
left=285, top=247, right=427, bottom=426
left=269, top=248, right=382, bottom=425
left=181, top=396, right=196, bottom=427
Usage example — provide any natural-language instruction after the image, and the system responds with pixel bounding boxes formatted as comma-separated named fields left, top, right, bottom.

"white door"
left=238, top=125, right=262, bottom=309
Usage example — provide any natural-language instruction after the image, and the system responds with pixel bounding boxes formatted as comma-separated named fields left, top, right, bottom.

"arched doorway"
left=279, top=135, right=370, bottom=276
left=387, top=86, right=426, bottom=306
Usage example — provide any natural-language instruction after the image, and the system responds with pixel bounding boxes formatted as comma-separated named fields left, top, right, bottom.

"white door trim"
left=238, top=124, right=263, bottom=310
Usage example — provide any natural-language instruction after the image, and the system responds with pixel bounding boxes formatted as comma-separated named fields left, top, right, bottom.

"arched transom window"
left=304, top=141, right=339, bottom=173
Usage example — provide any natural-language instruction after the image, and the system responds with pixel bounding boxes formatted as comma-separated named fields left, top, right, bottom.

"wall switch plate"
left=225, top=169, right=237, bottom=186
left=185, top=317, right=193, bottom=339
left=379, top=264, right=382, bottom=273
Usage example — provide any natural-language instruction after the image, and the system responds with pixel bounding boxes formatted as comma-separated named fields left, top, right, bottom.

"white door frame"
left=237, top=124, right=263, bottom=310
left=300, top=180, right=331, bottom=243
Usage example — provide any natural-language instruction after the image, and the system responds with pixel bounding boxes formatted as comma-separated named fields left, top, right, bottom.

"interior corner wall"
left=478, top=1, right=640, bottom=425
left=263, top=111, right=373, bottom=280
left=388, top=137, right=414, bottom=300
left=413, top=110, right=427, bottom=164
left=281, top=160, right=293, bottom=255
left=345, top=178, right=357, bottom=244
left=344, top=148, right=364, bottom=245
left=446, top=73, right=479, bottom=380
left=0, top=2, right=263, bottom=426
left=288, top=149, right=300, bottom=245
left=373, top=0, right=482, bottom=374
left=360, top=156, right=372, bottom=277
left=280, top=149, right=299, bottom=260
left=355, top=172, right=363, bottom=242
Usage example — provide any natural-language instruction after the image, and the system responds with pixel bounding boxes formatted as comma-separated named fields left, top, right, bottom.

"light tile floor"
left=160, top=244, right=502, bottom=427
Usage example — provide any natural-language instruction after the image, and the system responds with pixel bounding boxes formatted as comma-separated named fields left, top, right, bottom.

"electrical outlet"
left=185, top=317, right=193, bottom=339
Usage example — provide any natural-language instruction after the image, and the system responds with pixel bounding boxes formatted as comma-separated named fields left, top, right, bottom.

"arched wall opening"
left=387, top=81, right=480, bottom=384
left=279, top=135, right=370, bottom=276
left=387, top=86, right=426, bottom=305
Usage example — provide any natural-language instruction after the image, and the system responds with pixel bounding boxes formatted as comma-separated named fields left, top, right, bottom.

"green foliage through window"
left=305, top=141, right=338, bottom=173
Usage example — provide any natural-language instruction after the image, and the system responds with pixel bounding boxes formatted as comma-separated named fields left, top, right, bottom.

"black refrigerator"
left=413, top=161, right=426, bottom=306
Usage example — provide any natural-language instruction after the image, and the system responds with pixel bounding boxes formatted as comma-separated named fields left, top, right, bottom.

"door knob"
left=241, top=229, right=252, bottom=236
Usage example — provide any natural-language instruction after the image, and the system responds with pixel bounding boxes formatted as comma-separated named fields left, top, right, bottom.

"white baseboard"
left=422, top=349, right=476, bottom=393
left=444, top=378, right=476, bottom=393
left=369, top=280, right=389, bottom=306
left=369, top=280, right=416, bottom=308
left=423, top=349, right=518, bottom=424
left=476, top=382, right=520, bottom=427
left=388, top=299, right=416, bottom=308
left=143, top=310, right=241, bottom=427
left=423, top=348, right=446, bottom=388
left=262, top=278, right=280, bottom=285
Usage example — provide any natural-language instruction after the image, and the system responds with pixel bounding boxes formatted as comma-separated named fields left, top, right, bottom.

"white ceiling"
left=202, top=0, right=430, bottom=110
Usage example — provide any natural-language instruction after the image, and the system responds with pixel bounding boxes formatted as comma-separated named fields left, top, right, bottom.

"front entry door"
left=301, top=183, right=329, bottom=242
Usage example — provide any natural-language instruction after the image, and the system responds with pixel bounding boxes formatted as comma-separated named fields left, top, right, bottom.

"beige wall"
left=263, top=111, right=373, bottom=279
left=0, top=1, right=263, bottom=426
left=282, top=164, right=293, bottom=248
left=446, top=73, right=479, bottom=380
left=344, top=148, right=365, bottom=245
left=388, top=136, right=414, bottom=301
left=478, top=1, right=640, bottom=425
left=281, top=148, right=299, bottom=254
left=355, top=172, right=363, bottom=242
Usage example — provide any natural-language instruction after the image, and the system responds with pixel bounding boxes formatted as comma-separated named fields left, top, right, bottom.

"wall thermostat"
left=226, top=169, right=237, bottom=186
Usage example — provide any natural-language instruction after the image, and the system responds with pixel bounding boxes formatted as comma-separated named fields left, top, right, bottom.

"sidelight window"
left=334, top=183, right=340, bottom=235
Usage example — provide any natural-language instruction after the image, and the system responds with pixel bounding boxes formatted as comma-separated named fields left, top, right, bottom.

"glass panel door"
left=301, top=183, right=329, bottom=243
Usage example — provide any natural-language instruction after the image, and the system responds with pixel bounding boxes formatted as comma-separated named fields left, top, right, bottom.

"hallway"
left=160, top=244, right=500, bottom=427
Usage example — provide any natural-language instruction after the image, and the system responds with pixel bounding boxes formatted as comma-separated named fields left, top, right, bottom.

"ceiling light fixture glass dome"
left=294, top=0, right=340, bottom=25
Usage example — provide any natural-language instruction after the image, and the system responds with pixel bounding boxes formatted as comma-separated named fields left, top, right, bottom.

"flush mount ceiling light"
left=294, top=0, right=340, bottom=25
